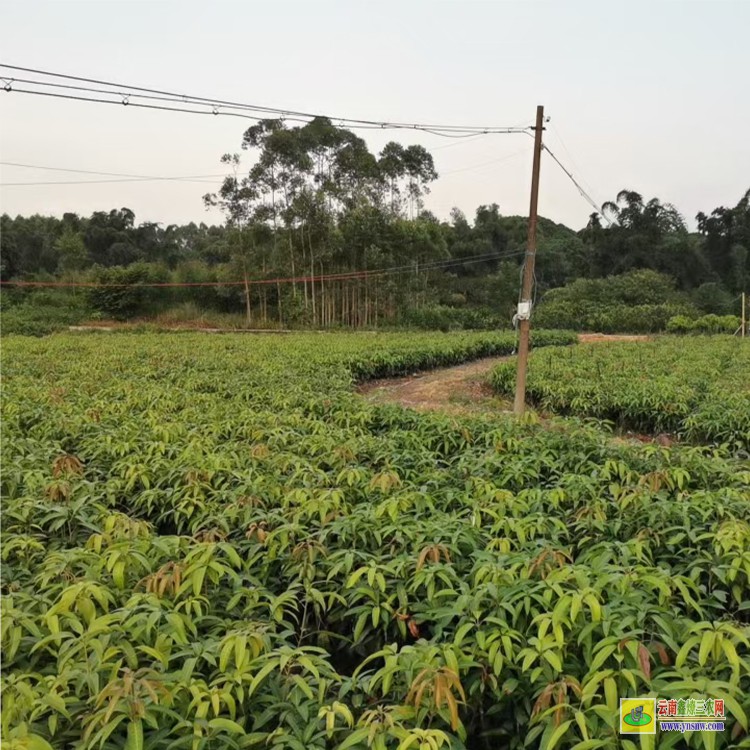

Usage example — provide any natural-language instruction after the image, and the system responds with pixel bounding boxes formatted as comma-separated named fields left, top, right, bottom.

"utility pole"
left=513, top=105, right=545, bottom=416
left=742, top=292, right=746, bottom=339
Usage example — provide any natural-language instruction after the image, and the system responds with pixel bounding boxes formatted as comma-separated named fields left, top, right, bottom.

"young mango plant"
left=2, top=331, right=749, bottom=749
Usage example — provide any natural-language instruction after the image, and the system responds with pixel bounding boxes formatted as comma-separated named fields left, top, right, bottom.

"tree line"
left=1, top=117, right=748, bottom=330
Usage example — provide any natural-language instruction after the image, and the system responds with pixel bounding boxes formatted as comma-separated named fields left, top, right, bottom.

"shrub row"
left=666, top=314, right=742, bottom=334
left=533, top=300, right=695, bottom=334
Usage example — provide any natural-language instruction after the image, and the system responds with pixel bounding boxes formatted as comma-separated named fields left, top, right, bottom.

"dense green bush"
left=534, top=269, right=699, bottom=332
left=691, top=282, right=737, bottom=315
left=534, top=300, right=693, bottom=333
left=87, top=262, right=171, bottom=320
left=667, top=313, right=742, bottom=334
left=540, top=269, right=683, bottom=306
left=0, top=288, right=91, bottom=336
left=665, top=315, right=694, bottom=334
left=399, top=305, right=506, bottom=331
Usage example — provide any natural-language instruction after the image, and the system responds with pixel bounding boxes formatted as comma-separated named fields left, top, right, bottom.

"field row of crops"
left=491, top=337, right=750, bottom=450
left=3, top=331, right=750, bottom=750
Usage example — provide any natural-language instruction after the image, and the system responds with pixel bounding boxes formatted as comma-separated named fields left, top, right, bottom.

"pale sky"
left=1, top=0, right=748, bottom=231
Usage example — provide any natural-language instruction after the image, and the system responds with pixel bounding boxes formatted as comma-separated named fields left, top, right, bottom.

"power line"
left=440, top=145, right=531, bottom=177
left=1, top=86, right=526, bottom=139
left=0, top=63, right=531, bottom=132
left=542, top=143, right=612, bottom=225
left=1, top=86, right=287, bottom=123
left=0, top=249, right=526, bottom=289
left=430, top=134, right=488, bottom=151
left=0, top=146, right=529, bottom=185
left=0, top=160, right=227, bottom=180
left=548, top=121, right=609, bottom=222
left=0, top=149, right=525, bottom=185
left=1, top=67, right=610, bottom=230
left=548, top=121, right=597, bottom=197
left=0, top=63, right=532, bottom=137
left=367, top=249, right=525, bottom=279
left=1, top=176, right=224, bottom=186
left=4, top=87, right=514, bottom=141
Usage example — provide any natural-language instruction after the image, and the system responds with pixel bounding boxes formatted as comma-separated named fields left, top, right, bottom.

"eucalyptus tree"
left=203, top=154, right=257, bottom=323
left=377, top=142, right=438, bottom=218
left=296, top=117, right=380, bottom=322
left=243, top=121, right=314, bottom=306
left=402, top=144, right=438, bottom=219
left=377, top=142, right=407, bottom=214
left=228, top=117, right=443, bottom=326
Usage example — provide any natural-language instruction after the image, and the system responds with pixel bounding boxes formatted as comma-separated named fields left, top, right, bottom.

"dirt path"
left=358, top=333, right=649, bottom=414
left=577, top=333, right=650, bottom=344
left=68, top=324, right=293, bottom=334
left=358, top=355, right=512, bottom=414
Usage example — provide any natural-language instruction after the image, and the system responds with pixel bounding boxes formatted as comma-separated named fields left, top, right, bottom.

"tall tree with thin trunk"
left=203, top=154, right=256, bottom=324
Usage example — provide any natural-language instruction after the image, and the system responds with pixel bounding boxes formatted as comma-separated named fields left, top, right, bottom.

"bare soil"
left=578, top=333, right=650, bottom=344
left=69, top=322, right=292, bottom=333
left=358, top=355, right=513, bottom=415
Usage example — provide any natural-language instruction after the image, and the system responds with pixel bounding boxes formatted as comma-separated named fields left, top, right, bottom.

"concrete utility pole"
left=513, top=105, right=545, bottom=416
left=742, top=292, right=746, bottom=338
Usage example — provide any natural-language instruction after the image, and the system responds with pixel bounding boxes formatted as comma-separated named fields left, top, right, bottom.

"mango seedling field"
left=491, top=336, right=750, bottom=451
left=2, top=330, right=750, bottom=750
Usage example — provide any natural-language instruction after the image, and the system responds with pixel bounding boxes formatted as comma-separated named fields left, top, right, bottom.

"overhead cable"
left=0, top=161, right=227, bottom=183
left=0, top=249, right=525, bottom=289
left=542, top=144, right=613, bottom=225
left=0, top=63, right=532, bottom=138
